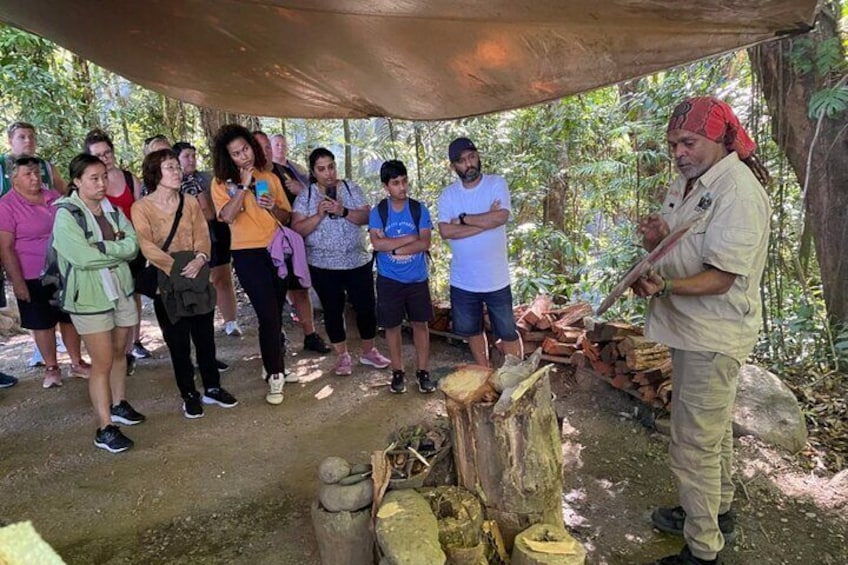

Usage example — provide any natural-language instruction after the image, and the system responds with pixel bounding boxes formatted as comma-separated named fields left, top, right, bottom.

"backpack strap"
left=56, top=202, right=91, bottom=238
left=122, top=169, right=134, bottom=197
left=377, top=198, right=389, bottom=229
left=378, top=198, right=423, bottom=233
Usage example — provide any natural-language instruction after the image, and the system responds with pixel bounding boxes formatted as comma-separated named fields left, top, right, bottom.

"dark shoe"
left=125, top=354, right=137, bottom=376
left=0, top=371, right=18, bottom=388
left=390, top=370, right=407, bottom=394
left=652, top=506, right=737, bottom=544
left=94, top=425, right=134, bottom=453
left=416, top=370, right=437, bottom=393
left=304, top=332, right=331, bottom=354
left=216, top=359, right=230, bottom=372
left=202, top=387, right=238, bottom=408
left=183, top=392, right=204, bottom=419
left=649, top=545, right=719, bottom=564
left=131, top=340, right=152, bottom=359
left=110, top=400, right=146, bottom=426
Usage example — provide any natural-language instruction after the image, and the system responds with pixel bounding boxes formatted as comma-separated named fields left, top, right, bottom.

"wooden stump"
left=310, top=501, right=373, bottom=565
left=445, top=372, right=563, bottom=550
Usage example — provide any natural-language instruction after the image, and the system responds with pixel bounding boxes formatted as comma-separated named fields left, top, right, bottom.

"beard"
left=457, top=158, right=483, bottom=183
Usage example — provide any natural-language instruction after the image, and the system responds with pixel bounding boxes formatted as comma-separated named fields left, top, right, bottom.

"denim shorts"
left=449, top=285, right=518, bottom=341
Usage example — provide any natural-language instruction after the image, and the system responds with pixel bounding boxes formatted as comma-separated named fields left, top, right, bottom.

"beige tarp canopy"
left=0, top=1, right=819, bottom=120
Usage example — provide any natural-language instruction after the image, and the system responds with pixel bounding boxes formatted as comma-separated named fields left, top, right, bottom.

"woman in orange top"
left=210, top=125, right=292, bottom=405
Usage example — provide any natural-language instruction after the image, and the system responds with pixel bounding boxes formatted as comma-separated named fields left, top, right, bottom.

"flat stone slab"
left=376, top=490, right=446, bottom=565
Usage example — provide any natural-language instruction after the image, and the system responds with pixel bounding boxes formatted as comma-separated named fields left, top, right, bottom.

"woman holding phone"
left=210, top=125, right=292, bottom=405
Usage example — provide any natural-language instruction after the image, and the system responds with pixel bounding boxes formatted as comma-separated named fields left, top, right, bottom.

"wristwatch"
left=459, top=212, right=467, bottom=225
left=391, top=249, right=397, bottom=256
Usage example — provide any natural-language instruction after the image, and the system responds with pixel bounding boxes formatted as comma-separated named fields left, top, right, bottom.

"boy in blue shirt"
left=368, top=160, right=436, bottom=394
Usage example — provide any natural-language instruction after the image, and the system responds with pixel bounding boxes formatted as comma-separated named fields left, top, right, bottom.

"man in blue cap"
left=437, top=137, right=521, bottom=366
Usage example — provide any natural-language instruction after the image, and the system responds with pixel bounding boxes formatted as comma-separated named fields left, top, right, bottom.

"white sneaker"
left=225, top=320, right=242, bottom=337
left=266, top=373, right=284, bottom=405
left=284, top=370, right=300, bottom=384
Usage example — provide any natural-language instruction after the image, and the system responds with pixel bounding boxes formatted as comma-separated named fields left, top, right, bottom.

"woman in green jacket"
left=53, top=154, right=145, bottom=454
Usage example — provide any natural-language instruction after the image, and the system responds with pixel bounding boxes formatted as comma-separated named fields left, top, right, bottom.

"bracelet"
left=342, top=207, right=349, bottom=218
left=195, top=252, right=209, bottom=262
left=654, top=278, right=673, bottom=298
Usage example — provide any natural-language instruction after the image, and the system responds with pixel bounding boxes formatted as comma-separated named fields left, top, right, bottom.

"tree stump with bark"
left=443, top=361, right=563, bottom=551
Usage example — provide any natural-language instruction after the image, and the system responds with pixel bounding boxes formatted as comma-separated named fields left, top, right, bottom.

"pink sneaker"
left=334, top=352, right=353, bottom=376
left=42, top=365, right=63, bottom=389
left=70, top=360, right=91, bottom=379
left=359, top=348, right=391, bottom=369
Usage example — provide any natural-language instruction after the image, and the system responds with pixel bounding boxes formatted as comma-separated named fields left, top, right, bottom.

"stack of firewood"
left=429, top=300, right=452, bottom=332
left=571, top=321, right=673, bottom=408
left=514, top=295, right=593, bottom=363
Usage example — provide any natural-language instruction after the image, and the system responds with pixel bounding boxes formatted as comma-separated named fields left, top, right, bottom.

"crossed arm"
left=370, top=228, right=431, bottom=254
left=438, top=200, right=508, bottom=240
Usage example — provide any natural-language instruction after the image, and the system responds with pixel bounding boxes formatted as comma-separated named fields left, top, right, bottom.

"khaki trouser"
left=669, top=349, right=740, bottom=560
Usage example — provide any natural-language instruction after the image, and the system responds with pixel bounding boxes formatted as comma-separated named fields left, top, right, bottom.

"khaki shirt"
left=645, top=152, right=770, bottom=362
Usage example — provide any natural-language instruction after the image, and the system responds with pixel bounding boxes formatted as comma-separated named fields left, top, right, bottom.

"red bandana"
left=667, top=97, right=757, bottom=159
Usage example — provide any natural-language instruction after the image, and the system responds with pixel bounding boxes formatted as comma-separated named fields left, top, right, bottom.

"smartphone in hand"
left=255, top=179, right=269, bottom=199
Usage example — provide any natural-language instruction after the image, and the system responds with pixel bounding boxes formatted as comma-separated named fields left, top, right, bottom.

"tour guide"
left=632, top=97, right=771, bottom=565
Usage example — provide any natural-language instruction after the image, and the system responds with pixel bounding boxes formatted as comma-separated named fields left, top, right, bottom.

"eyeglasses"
left=92, top=149, right=113, bottom=159
left=161, top=164, right=183, bottom=172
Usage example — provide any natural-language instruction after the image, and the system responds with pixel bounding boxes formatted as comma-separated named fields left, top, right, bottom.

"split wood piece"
left=535, top=314, right=553, bottom=330
left=551, top=303, right=593, bottom=330
left=446, top=371, right=563, bottom=551
left=430, top=301, right=452, bottom=332
left=638, top=385, right=658, bottom=403
left=569, top=351, right=588, bottom=368
left=585, top=320, right=643, bottom=343
left=493, top=364, right=550, bottom=417
left=581, top=340, right=601, bottom=362
left=519, top=294, right=554, bottom=327
left=542, top=337, right=577, bottom=357
left=519, top=330, right=552, bottom=343
left=512, top=523, right=587, bottom=565
left=540, top=354, right=572, bottom=365
left=617, top=335, right=663, bottom=356
left=371, top=450, right=392, bottom=520
left=551, top=325, right=583, bottom=343
left=599, top=342, right=619, bottom=363
left=625, top=344, right=670, bottom=371
left=632, top=359, right=673, bottom=385
left=438, top=365, right=497, bottom=405
left=311, top=502, right=374, bottom=565
left=656, top=380, right=673, bottom=405
left=610, top=372, right=634, bottom=390
left=590, top=360, right=615, bottom=378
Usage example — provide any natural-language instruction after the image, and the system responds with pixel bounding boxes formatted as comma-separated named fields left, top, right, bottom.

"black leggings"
left=232, top=248, right=287, bottom=375
left=153, top=298, right=220, bottom=398
left=309, top=260, right=377, bottom=345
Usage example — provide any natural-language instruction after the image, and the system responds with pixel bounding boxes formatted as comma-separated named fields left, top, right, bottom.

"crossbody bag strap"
left=161, top=193, right=185, bottom=252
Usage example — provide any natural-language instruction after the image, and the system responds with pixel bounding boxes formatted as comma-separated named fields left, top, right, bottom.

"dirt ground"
left=1, top=301, right=846, bottom=564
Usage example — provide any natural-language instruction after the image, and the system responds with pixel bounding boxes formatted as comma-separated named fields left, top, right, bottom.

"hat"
left=448, top=137, right=477, bottom=162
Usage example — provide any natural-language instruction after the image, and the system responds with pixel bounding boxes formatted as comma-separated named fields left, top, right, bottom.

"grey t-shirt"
left=292, top=180, right=371, bottom=270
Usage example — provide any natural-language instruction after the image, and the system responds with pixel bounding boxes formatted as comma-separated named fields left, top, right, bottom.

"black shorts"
left=284, top=257, right=305, bottom=291
left=209, top=220, right=232, bottom=268
left=17, top=279, right=72, bottom=330
left=376, top=275, right=434, bottom=329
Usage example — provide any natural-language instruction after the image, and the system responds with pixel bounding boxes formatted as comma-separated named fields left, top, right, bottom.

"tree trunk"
left=749, top=6, right=848, bottom=325
left=198, top=108, right=260, bottom=152
left=445, top=373, right=563, bottom=551
left=343, top=118, right=353, bottom=179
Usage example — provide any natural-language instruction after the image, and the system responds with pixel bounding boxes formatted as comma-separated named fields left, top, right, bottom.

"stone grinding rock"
left=319, top=480, right=374, bottom=513
left=310, top=502, right=373, bottom=565
left=511, top=523, right=586, bottom=565
left=376, top=490, right=447, bottom=565
left=318, top=456, right=351, bottom=484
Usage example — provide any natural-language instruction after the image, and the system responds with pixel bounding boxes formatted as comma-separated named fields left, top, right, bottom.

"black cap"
left=448, top=137, right=477, bottom=162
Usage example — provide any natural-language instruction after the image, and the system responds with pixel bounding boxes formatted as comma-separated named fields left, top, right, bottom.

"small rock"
left=805, top=512, right=816, bottom=519
left=319, top=480, right=374, bottom=512
left=318, top=456, right=351, bottom=484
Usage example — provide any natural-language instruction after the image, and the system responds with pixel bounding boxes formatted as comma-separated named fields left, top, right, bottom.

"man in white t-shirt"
left=437, top=137, right=520, bottom=366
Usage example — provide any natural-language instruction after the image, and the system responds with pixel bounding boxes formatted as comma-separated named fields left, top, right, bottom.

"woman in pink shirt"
left=0, top=156, right=89, bottom=388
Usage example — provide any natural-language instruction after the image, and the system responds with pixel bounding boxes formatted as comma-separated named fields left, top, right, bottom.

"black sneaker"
left=390, top=370, right=407, bottom=394
left=416, top=370, right=437, bottom=393
left=649, top=545, right=720, bottom=564
left=0, top=371, right=18, bottom=388
left=304, top=332, right=332, bottom=354
left=94, top=425, right=134, bottom=453
left=216, top=359, right=230, bottom=372
left=131, top=340, right=152, bottom=359
left=125, top=353, right=137, bottom=377
left=110, top=400, right=146, bottom=426
left=651, top=506, right=737, bottom=544
left=183, top=392, right=204, bottom=419
left=202, top=387, right=239, bottom=408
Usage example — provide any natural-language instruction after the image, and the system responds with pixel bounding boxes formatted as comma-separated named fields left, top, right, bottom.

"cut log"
left=632, top=359, right=673, bottom=385
left=569, top=351, right=587, bottom=368
left=419, top=486, right=484, bottom=555
left=581, top=340, right=601, bottom=362
left=610, top=372, right=634, bottom=390
left=586, top=321, right=643, bottom=343
left=439, top=365, right=497, bottom=405
left=519, top=330, right=551, bottom=343
left=638, top=385, right=658, bottom=403
left=521, top=294, right=554, bottom=327
left=590, top=360, right=614, bottom=377
left=656, top=379, right=673, bottom=405
left=542, top=337, right=577, bottom=357
left=446, top=373, right=563, bottom=551
left=617, top=335, right=662, bottom=356
left=599, top=342, right=619, bottom=363
left=511, top=523, right=586, bottom=565
left=551, top=303, right=593, bottom=330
